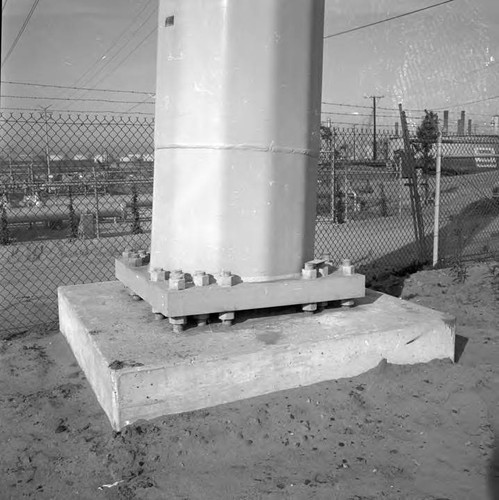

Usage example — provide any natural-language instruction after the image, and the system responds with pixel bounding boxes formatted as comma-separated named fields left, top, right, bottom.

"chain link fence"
left=436, top=136, right=499, bottom=265
left=1, top=112, right=499, bottom=335
left=316, top=125, right=499, bottom=279
left=316, top=125, right=416, bottom=276
left=1, top=112, right=153, bottom=335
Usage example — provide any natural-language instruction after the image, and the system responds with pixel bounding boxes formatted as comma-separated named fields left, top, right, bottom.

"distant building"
left=388, top=134, right=499, bottom=175
left=119, top=153, right=142, bottom=163
left=73, top=154, right=88, bottom=161
left=440, top=135, right=499, bottom=172
left=142, top=153, right=154, bottom=163
left=49, top=154, right=64, bottom=162
left=93, top=153, right=110, bottom=164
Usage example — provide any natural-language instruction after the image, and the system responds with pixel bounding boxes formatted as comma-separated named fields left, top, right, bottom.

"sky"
left=1, top=0, right=499, bottom=131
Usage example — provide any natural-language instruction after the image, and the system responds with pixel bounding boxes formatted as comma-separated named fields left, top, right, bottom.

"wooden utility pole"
left=365, top=95, right=384, bottom=161
left=39, top=106, right=52, bottom=182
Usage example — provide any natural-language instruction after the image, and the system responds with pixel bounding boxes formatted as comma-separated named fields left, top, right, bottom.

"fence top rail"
left=0, top=111, right=155, bottom=124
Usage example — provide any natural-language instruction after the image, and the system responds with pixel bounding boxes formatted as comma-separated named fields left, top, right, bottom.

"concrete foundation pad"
left=58, top=281, right=455, bottom=430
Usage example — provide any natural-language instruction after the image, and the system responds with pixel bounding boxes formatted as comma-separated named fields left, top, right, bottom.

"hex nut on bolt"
left=195, top=314, right=210, bottom=326
left=169, top=316, right=186, bottom=325
left=319, top=254, right=332, bottom=277
left=302, top=303, right=318, bottom=313
left=149, top=268, right=167, bottom=282
left=319, top=264, right=330, bottom=277
left=193, top=270, right=210, bottom=287
left=218, top=270, right=235, bottom=287
left=341, top=299, right=355, bottom=308
left=302, top=261, right=318, bottom=280
left=341, top=259, right=354, bottom=276
left=169, top=270, right=186, bottom=290
left=127, top=253, right=143, bottom=267
left=169, top=316, right=186, bottom=333
left=219, top=311, right=235, bottom=325
left=138, top=250, right=150, bottom=264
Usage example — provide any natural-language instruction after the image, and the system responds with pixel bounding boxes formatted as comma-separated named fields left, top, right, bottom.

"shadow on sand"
left=489, top=437, right=499, bottom=500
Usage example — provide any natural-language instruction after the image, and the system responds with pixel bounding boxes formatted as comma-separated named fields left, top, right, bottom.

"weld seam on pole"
left=156, top=143, right=319, bottom=158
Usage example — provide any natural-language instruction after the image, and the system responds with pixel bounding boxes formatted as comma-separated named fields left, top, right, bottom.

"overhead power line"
left=1, top=80, right=154, bottom=95
left=68, top=0, right=155, bottom=92
left=69, top=9, right=156, bottom=100
left=1, top=94, right=155, bottom=105
left=323, top=100, right=408, bottom=114
left=125, top=94, right=156, bottom=113
left=321, top=120, right=393, bottom=128
left=324, top=0, right=454, bottom=39
left=322, top=101, right=372, bottom=110
left=321, top=110, right=396, bottom=119
left=321, top=100, right=491, bottom=115
left=432, top=94, right=499, bottom=110
left=1, top=0, right=41, bottom=68
left=86, top=27, right=157, bottom=91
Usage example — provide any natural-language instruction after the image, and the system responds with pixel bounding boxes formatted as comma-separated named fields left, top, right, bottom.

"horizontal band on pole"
left=156, top=143, right=319, bottom=159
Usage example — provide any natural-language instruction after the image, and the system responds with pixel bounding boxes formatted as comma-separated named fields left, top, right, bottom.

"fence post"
left=344, top=158, right=349, bottom=223
left=432, top=132, right=442, bottom=267
left=398, top=151, right=403, bottom=217
left=92, top=164, right=101, bottom=239
left=330, top=124, right=336, bottom=223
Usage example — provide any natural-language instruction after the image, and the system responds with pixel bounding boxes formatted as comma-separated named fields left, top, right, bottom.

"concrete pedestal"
left=58, top=282, right=455, bottom=431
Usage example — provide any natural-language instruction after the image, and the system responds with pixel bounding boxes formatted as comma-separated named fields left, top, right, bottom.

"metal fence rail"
left=1, top=112, right=499, bottom=335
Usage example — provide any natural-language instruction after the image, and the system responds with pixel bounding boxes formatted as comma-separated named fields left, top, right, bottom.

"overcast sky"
left=2, top=0, right=499, bottom=130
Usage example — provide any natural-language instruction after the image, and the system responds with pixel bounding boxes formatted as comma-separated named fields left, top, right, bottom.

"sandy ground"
left=1, top=262, right=499, bottom=500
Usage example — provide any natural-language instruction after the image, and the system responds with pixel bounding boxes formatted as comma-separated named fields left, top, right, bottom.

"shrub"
left=67, top=186, right=78, bottom=239
left=0, top=202, right=10, bottom=245
left=130, top=184, right=142, bottom=235
left=379, top=183, right=388, bottom=217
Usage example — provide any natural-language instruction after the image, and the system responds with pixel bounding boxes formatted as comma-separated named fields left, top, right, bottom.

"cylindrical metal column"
left=151, top=0, right=325, bottom=281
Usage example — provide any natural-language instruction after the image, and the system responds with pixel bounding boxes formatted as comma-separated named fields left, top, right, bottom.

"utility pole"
left=352, top=123, right=358, bottom=161
left=365, top=95, right=384, bottom=161
left=40, top=105, right=52, bottom=183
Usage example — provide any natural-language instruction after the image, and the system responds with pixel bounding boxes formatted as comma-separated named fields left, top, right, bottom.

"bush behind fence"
left=1, top=112, right=499, bottom=335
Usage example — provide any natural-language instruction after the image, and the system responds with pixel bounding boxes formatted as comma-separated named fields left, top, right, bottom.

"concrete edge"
left=112, top=316, right=455, bottom=427
left=58, top=287, right=119, bottom=429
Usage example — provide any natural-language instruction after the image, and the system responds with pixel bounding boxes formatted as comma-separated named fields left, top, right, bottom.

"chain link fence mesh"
left=1, top=112, right=499, bottom=335
left=437, top=136, right=499, bottom=265
left=1, top=112, right=153, bottom=335
left=316, top=125, right=499, bottom=279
